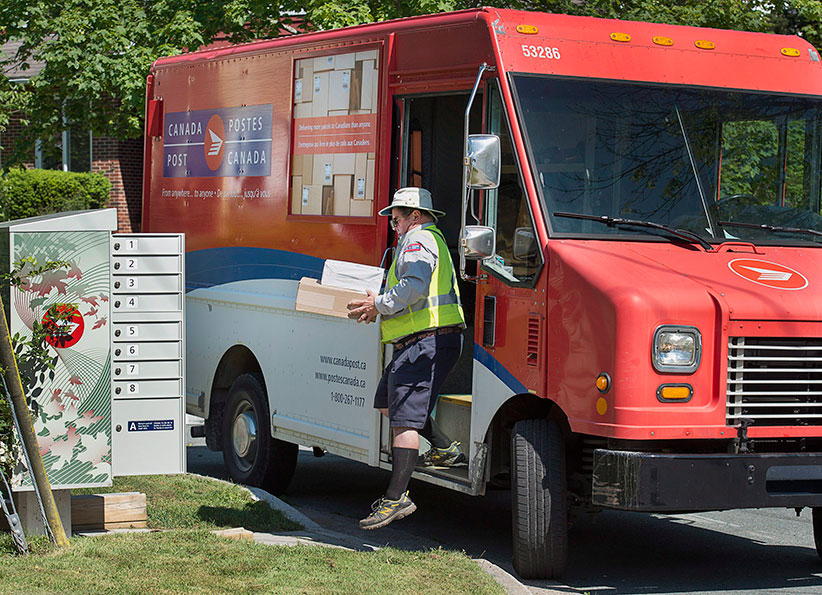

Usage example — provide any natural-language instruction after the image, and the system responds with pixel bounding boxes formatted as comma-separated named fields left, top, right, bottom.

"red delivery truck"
left=142, top=8, right=822, bottom=578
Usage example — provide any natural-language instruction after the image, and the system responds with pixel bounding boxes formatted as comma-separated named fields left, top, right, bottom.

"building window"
left=34, top=125, right=92, bottom=172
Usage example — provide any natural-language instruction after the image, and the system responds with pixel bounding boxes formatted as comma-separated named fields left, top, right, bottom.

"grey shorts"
left=374, top=331, right=462, bottom=429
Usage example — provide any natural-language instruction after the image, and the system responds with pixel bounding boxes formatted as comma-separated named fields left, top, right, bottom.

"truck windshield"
left=511, top=74, right=822, bottom=245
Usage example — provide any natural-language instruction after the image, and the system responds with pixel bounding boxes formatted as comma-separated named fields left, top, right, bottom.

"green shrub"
left=0, top=168, right=110, bottom=221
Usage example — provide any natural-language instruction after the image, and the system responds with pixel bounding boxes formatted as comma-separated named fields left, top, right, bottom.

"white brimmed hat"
left=378, top=187, right=445, bottom=220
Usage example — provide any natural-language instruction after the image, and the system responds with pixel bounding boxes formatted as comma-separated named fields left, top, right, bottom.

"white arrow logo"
left=739, top=265, right=793, bottom=282
left=53, top=319, right=80, bottom=334
left=207, top=129, right=223, bottom=156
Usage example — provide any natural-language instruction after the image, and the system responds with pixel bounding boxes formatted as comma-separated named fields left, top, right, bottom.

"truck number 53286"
left=521, top=45, right=561, bottom=59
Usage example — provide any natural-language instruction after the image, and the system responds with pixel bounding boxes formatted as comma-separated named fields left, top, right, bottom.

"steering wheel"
left=715, top=193, right=761, bottom=218
left=717, top=193, right=760, bottom=207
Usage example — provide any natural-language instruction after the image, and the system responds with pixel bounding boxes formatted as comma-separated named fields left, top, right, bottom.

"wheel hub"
left=232, top=411, right=257, bottom=460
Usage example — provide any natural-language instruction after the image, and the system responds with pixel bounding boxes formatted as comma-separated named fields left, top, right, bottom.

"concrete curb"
left=475, top=559, right=533, bottom=595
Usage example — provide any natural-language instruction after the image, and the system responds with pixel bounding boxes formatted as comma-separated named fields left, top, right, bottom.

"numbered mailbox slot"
left=112, top=378, right=183, bottom=399
left=112, top=236, right=183, bottom=255
left=112, top=255, right=182, bottom=274
left=113, top=321, right=182, bottom=342
left=113, top=274, right=182, bottom=294
left=113, top=360, right=182, bottom=379
left=113, top=341, right=181, bottom=361
left=112, top=293, right=182, bottom=313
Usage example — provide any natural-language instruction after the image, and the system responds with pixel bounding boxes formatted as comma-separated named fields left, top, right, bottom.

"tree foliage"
left=0, top=0, right=821, bottom=165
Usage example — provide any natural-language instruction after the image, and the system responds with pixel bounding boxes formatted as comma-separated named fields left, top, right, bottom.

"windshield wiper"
left=554, top=212, right=714, bottom=251
left=718, top=220, right=822, bottom=239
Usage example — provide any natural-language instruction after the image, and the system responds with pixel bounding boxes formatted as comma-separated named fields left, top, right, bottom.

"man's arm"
left=347, top=230, right=438, bottom=323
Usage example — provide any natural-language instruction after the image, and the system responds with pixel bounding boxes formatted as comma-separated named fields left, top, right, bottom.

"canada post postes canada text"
left=163, top=104, right=273, bottom=179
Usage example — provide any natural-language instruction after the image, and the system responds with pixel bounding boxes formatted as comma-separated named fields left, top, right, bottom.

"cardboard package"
left=335, top=153, right=356, bottom=175
left=322, top=186, right=334, bottom=215
left=302, top=154, right=314, bottom=185
left=335, top=52, right=356, bottom=70
left=295, top=78, right=305, bottom=102
left=349, top=199, right=373, bottom=218
left=314, top=55, right=336, bottom=72
left=360, top=60, right=375, bottom=111
left=322, top=259, right=384, bottom=294
left=302, top=185, right=322, bottom=215
left=312, top=72, right=329, bottom=117
left=291, top=176, right=303, bottom=214
left=295, top=277, right=364, bottom=319
left=333, top=175, right=352, bottom=216
left=313, top=154, right=334, bottom=185
left=294, top=102, right=313, bottom=119
left=329, top=70, right=351, bottom=111
left=356, top=49, right=379, bottom=61
left=366, top=158, right=375, bottom=200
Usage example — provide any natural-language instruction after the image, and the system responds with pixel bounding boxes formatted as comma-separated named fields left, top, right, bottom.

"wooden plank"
left=71, top=492, right=147, bottom=530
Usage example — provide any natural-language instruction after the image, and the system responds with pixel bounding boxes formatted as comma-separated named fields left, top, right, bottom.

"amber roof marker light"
left=517, top=24, right=538, bottom=35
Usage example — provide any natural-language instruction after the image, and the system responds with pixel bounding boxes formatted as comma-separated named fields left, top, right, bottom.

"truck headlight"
left=652, top=326, right=701, bottom=373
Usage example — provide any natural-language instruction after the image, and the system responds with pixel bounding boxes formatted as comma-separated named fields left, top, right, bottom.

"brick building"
left=1, top=40, right=143, bottom=232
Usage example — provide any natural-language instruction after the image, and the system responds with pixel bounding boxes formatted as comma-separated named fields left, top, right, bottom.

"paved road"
left=188, top=445, right=822, bottom=594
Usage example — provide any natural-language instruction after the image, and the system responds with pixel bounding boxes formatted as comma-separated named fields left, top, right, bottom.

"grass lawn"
left=72, top=474, right=301, bottom=531
left=0, top=475, right=504, bottom=594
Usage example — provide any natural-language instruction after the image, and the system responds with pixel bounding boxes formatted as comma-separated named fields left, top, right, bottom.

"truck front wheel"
left=813, top=508, right=822, bottom=561
left=221, top=373, right=298, bottom=495
left=511, top=418, right=568, bottom=579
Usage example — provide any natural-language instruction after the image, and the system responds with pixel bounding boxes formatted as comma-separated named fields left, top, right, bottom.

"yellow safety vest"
left=380, top=225, right=465, bottom=343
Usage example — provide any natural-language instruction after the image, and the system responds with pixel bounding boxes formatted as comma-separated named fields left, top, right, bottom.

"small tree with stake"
left=0, top=258, right=74, bottom=551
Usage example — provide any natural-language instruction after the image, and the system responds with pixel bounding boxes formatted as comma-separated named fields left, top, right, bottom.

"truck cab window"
left=482, top=82, right=542, bottom=286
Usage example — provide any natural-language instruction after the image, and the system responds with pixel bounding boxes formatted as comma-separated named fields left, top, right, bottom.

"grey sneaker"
left=359, top=492, right=416, bottom=530
left=417, top=441, right=467, bottom=469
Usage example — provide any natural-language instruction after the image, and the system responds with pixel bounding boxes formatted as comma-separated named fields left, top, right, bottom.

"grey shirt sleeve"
left=375, top=228, right=439, bottom=316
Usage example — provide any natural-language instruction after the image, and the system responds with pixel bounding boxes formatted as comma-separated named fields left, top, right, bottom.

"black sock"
left=420, top=416, right=452, bottom=449
left=386, top=447, right=417, bottom=500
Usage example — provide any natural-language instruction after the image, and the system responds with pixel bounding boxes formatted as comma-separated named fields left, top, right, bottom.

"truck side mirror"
left=467, top=135, right=500, bottom=189
left=462, top=225, right=496, bottom=260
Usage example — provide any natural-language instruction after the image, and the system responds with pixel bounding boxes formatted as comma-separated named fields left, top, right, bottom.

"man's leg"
left=385, top=427, right=418, bottom=500
left=418, top=333, right=467, bottom=467
left=360, top=425, right=419, bottom=530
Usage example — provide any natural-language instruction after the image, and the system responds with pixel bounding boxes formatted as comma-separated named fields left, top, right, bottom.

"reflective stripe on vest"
left=381, top=225, right=465, bottom=343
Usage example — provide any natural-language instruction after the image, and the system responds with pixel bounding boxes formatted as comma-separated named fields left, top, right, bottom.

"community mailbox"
left=110, top=232, right=186, bottom=476
left=0, top=209, right=185, bottom=495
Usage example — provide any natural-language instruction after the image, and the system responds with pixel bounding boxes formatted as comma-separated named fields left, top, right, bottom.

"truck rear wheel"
left=221, top=373, right=298, bottom=495
left=511, top=418, right=568, bottom=579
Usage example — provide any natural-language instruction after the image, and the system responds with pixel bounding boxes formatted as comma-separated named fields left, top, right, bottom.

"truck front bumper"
left=592, top=449, right=822, bottom=512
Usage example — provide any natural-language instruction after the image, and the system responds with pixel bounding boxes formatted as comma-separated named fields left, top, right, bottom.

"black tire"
left=221, top=373, right=298, bottom=495
left=813, top=508, right=822, bottom=562
left=511, top=418, right=568, bottom=579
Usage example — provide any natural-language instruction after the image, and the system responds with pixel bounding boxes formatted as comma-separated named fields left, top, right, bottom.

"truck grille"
left=727, top=337, right=822, bottom=426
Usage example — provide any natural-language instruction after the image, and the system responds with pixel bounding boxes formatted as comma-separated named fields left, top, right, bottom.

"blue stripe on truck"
left=186, top=247, right=324, bottom=291
left=473, top=343, right=529, bottom=395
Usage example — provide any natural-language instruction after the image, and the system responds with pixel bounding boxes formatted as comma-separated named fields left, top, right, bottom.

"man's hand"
left=347, top=289, right=378, bottom=324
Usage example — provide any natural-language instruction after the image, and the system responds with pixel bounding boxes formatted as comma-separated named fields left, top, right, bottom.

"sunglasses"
left=390, top=215, right=407, bottom=230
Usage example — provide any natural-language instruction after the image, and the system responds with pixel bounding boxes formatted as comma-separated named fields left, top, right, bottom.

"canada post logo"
left=728, top=258, right=809, bottom=290
left=163, top=105, right=272, bottom=178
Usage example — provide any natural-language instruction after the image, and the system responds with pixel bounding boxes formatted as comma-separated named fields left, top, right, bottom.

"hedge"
left=0, top=168, right=110, bottom=221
